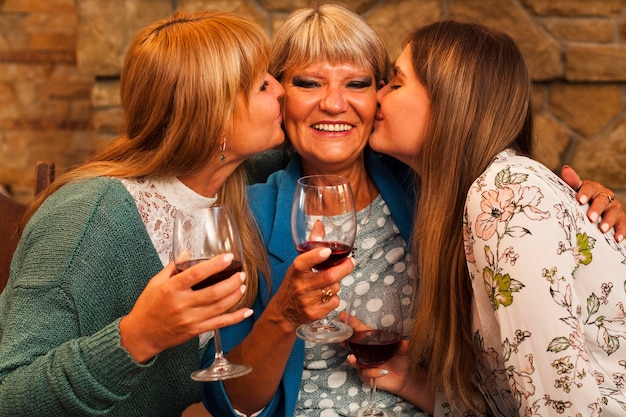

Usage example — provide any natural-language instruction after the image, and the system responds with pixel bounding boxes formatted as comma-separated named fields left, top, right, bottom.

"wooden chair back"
left=0, top=161, right=55, bottom=292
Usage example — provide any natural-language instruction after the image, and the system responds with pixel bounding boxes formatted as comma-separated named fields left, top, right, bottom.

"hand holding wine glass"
left=291, top=175, right=357, bottom=343
left=345, top=280, right=403, bottom=417
left=173, top=204, right=252, bottom=381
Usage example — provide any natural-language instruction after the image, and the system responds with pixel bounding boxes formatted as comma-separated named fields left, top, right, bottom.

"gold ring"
left=321, top=288, right=333, bottom=303
left=599, top=192, right=616, bottom=203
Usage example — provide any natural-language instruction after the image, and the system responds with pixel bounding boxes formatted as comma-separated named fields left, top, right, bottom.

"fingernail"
left=240, top=284, right=246, bottom=294
left=601, top=223, right=609, bottom=233
left=319, top=247, right=331, bottom=257
left=579, top=195, right=588, bottom=205
left=243, top=308, right=254, bottom=318
left=379, top=369, right=389, bottom=376
left=351, top=257, right=356, bottom=266
left=240, top=272, right=246, bottom=282
left=224, top=253, right=234, bottom=263
left=589, top=212, right=598, bottom=223
left=617, top=234, right=624, bottom=243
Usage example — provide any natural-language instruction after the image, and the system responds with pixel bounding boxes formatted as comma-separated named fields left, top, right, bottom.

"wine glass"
left=291, top=174, right=357, bottom=343
left=345, top=280, right=403, bottom=417
left=172, top=204, right=252, bottom=381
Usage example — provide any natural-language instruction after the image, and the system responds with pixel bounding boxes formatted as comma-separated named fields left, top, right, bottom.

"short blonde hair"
left=270, top=4, right=390, bottom=85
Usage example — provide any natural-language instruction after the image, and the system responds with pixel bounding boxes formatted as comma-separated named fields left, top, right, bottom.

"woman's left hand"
left=345, top=340, right=435, bottom=413
left=562, top=165, right=625, bottom=242
left=346, top=339, right=411, bottom=395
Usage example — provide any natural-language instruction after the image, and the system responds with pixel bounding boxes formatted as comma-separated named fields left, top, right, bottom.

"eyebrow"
left=393, top=65, right=406, bottom=78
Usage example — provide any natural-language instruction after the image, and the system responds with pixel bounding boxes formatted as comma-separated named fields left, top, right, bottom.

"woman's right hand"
left=119, top=253, right=252, bottom=363
left=271, top=247, right=355, bottom=333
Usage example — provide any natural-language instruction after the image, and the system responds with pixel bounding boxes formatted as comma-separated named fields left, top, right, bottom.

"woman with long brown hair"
left=367, top=20, right=626, bottom=415
left=0, top=10, right=285, bottom=416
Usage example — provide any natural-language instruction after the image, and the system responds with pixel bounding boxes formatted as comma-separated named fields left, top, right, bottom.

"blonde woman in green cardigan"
left=0, top=10, right=289, bottom=416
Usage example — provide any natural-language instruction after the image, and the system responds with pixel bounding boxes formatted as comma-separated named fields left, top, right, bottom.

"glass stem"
left=368, top=377, right=377, bottom=406
left=212, top=329, right=228, bottom=367
left=362, top=377, right=382, bottom=416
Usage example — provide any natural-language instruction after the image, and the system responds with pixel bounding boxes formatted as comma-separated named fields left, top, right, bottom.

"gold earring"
left=219, top=137, right=226, bottom=163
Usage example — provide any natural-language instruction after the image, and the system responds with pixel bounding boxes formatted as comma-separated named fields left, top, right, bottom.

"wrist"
left=119, top=315, right=158, bottom=364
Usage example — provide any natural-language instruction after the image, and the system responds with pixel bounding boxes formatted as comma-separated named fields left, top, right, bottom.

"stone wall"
left=1, top=0, right=626, bottom=205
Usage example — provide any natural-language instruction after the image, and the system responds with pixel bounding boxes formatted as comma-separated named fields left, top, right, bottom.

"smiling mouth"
left=312, top=123, right=353, bottom=132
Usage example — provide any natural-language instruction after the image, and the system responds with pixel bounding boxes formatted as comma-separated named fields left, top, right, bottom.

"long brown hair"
left=21, top=11, right=271, bottom=308
left=407, top=21, right=533, bottom=411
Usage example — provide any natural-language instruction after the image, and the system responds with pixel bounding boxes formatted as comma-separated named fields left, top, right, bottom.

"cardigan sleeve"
left=0, top=179, right=159, bottom=416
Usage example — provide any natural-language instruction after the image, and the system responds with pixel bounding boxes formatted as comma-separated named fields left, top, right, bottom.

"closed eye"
left=292, top=76, right=320, bottom=88
left=346, top=78, right=373, bottom=89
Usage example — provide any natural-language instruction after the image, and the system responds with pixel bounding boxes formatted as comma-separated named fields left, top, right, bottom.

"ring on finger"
left=599, top=192, right=616, bottom=203
left=321, top=288, right=333, bottom=303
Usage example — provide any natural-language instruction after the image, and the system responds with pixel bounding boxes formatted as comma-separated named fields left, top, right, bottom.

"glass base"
left=350, top=405, right=397, bottom=417
left=190, top=362, right=252, bottom=382
left=296, top=319, right=353, bottom=343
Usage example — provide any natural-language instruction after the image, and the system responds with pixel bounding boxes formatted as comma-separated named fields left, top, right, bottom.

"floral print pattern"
left=448, top=150, right=626, bottom=416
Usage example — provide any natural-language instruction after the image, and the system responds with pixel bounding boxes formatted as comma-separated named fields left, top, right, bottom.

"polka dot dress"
left=295, top=195, right=428, bottom=417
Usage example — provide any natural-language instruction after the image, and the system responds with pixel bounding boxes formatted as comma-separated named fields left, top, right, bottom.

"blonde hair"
left=406, top=21, right=533, bottom=412
left=270, top=4, right=390, bottom=85
left=22, top=10, right=271, bottom=308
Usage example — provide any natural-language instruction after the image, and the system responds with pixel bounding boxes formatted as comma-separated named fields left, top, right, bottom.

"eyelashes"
left=291, top=76, right=373, bottom=89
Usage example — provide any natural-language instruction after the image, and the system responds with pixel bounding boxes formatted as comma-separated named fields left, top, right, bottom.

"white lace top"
left=119, top=177, right=217, bottom=266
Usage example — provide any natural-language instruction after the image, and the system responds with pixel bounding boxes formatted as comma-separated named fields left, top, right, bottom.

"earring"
left=219, top=137, right=226, bottom=163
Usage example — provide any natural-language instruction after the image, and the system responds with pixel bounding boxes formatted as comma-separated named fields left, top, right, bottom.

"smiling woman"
left=202, top=4, right=424, bottom=417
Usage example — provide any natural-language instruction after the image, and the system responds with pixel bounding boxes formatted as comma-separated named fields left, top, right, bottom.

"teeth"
left=312, top=123, right=353, bottom=132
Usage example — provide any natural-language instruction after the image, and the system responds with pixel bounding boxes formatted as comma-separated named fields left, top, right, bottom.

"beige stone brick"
left=570, top=116, right=626, bottom=187
left=450, top=0, right=562, bottom=81
left=368, top=0, right=441, bottom=61
left=534, top=114, right=572, bottom=171
left=566, top=44, right=626, bottom=81
left=543, top=18, right=615, bottom=42
left=520, top=0, right=626, bottom=17
left=549, top=83, right=622, bottom=137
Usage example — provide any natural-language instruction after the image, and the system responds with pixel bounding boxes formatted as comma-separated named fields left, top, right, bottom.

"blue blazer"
left=203, top=151, right=415, bottom=417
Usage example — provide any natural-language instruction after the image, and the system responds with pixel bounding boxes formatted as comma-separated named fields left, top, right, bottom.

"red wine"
left=296, top=241, right=352, bottom=270
left=175, top=259, right=243, bottom=291
left=347, top=329, right=402, bottom=367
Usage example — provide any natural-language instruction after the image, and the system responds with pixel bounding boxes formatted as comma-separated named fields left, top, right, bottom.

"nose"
left=319, top=84, right=348, bottom=113
left=376, top=83, right=389, bottom=101
left=270, top=75, right=285, bottom=98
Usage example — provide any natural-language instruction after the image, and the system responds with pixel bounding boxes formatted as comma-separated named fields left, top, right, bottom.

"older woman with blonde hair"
left=0, top=10, right=284, bottom=416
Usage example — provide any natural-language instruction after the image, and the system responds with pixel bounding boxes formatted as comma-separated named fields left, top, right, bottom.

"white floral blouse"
left=444, top=149, right=626, bottom=416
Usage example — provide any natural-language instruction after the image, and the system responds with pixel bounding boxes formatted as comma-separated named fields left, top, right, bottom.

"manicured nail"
left=589, top=212, right=598, bottom=223
left=224, top=253, right=234, bottom=263
left=243, top=308, right=254, bottom=318
left=617, top=234, right=624, bottom=243
left=240, top=285, right=246, bottom=294
left=319, top=247, right=331, bottom=257
left=379, top=369, right=389, bottom=376
left=579, top=195, right=588, bottom=205
left=240, top=272, right=246, bottom=282
left=600, top=223, right=609, bottom=233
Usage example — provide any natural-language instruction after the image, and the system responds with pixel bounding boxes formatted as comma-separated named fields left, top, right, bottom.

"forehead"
left=288, top=60, right=375, bottom=77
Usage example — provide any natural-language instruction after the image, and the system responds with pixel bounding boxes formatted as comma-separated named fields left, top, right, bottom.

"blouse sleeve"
left=464, top=160, right=620, bottom=415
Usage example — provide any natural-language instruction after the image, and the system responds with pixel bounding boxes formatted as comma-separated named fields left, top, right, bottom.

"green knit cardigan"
left=0, top=177, right=203, bottom=416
